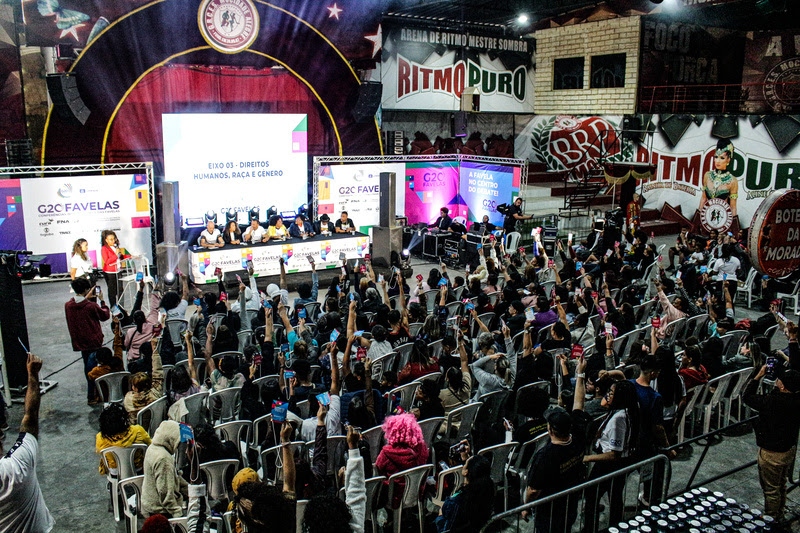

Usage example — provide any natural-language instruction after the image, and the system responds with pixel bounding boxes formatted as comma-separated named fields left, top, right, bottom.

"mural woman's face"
left=714, top=151, right=731, bottom=171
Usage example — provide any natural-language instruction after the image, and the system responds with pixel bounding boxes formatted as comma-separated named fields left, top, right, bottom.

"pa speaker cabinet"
left=46, top=73, right=91, bottom=125
left=372, top=226, right=403, bottom=268
left=351, top=81, right=382, bottom=123
left=161, top=181, right=181, bottom=245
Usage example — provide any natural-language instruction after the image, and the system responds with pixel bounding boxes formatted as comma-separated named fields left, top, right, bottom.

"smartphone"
left=298, top=308, right=307, bottom=319
left=136, top=272, right=143, bottom=281
left=307, top=255, right=314, bottom=264
left=449, top=442, right=467, bottom=456
left=263, top=299, right=272, bottom=309
left=339, top=252, right=346, bottom=261
left=676, top=271, right=682, bottom=280
left=378, top=274, right=384, bottom=283
left=246, top=259, right=254, bottom=269
left=193, top=298, right=202, bottom=306
left=723, top=273, right=728, bottom=281
left=766, top=357, right=778, bottom=380
left=604, top=322, right=613, bottom=336
left=548, top=259, right=555, bottom=268
left=111, top=305, right=123, bottom=318
left=568, top=232, right=573, bottom=244
left=253, top=351, right=263, bottom=366
left=576, top=288, right=584, bottom=298
left=330, top=329, right=340, bottom=343
left=605, top=249, right=613, bottom=257
left=476, top=242, right=483, bottom=250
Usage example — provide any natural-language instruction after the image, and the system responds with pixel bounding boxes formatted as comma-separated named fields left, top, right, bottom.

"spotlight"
left=402, top=249, right=410, bottom=259
left=225, top=210, right=237, bottom=224
left=298, top=203, right=308, bottom=218
left=266, top=205, right=278, bottom=219
left=204, top=210, right=217, bottom=224
left=517, top=13, right=529, bottom=24
left=164, top=271, right=176, bottom=284
left=248, top=207, right=260, bottom=222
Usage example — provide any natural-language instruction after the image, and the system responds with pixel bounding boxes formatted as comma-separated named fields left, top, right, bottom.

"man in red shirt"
left=65, top=277, right=110, bottom=405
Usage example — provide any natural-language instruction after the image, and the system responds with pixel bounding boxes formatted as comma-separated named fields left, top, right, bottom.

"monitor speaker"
left=350, top=81, right=382, bottom=123
left=622, top=115, right=642, bottom=142
left=223, top=270, right=250, bottom=293
left=46, top=73, right=91, bottom=125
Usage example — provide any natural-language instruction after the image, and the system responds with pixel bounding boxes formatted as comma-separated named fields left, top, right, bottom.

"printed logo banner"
left=318, top=163, right=406, bottom=231
left=404, top=161, right=460, bottom=224
left=742, top=29, right=800, bottom=114
left=12, top=174, right=152, bottom=273
left=381, top=25, right=534, bottom=112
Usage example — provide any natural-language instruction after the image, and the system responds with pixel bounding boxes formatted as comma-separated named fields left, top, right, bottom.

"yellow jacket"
left=96, top=424, right=152, bottom=474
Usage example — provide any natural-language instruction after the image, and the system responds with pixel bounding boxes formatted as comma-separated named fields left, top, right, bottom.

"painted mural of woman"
left=699, top=139, right=739, bottom=218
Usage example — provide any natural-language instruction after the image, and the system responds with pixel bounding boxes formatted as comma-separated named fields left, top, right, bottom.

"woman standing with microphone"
left=101, top=230, right=129, bottom=307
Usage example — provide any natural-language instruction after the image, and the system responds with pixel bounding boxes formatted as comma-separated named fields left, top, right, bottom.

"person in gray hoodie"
left=142, top=420, right=187, bottom=518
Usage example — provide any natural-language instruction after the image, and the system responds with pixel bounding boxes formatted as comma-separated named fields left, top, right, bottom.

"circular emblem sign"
left=764, top=58, right=800, bottom=113
left=748, top=189, right=800, bottom=278
left=198, top=0, right=259, bottom=54
left=699, top=197, right=733, bottom=233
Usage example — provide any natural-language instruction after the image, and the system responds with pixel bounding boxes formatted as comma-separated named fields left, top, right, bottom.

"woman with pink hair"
left=375, top=413, right=429, bottom=508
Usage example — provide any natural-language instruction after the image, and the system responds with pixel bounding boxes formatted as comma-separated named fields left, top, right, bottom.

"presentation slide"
left=162, top=113, right=308, bottom=226
left=458, top=162, right=520, bottom=225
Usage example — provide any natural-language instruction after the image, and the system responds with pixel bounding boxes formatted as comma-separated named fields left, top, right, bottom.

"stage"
left=188, top=231, right=369, bottom=283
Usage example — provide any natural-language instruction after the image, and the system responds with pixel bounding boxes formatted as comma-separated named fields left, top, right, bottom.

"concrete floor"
left=4, top=240, right=800, bottom=532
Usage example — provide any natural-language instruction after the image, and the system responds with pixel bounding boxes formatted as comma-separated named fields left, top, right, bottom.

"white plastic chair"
left=99, top=444, right=148, bottom=522
left=478, top=441, right=518, bottom=511
left=137, top=396, right=168, bottom=437
left=260, top=441, right=306, bottom=484
left=296, top=499, right=309, bottom=533
left=119, top=475, right=144, bottom=533
left=361, top=426, right=384, bottom=466
left=200, top=459, right=240, bottom=502
left=721, top=367, right=754, bottom=426
left=180, top=391, right=209, bottom=428
left=407, top=323, right=424, bottom=337
left=215, top=420, right=252, bottom=464
left=296, top=399, right=311, bottom=419
left=505, top=231, right=521, bottom=251
left=385, top=464, right=433, bottom=533
left=736, top=269, right=758, bottom=308
left=431, top=465, right=464, bottom=509
left=423, top=289, right=440, bottom=313
left=208, top=386, right=243, bottom=424
left=417, top=416, right=444, bottom=463
left=387, top=382, right=420, bottom=413
left=427, top=339, right=444, bottom=360
left=95, top=371, right=130, bottom=404
left=676, top=384, right=705, bottom=444
left=441, top=401, right=483, bottom=443
left=508, top=433, right=550, bottom=503
left=370, top=352, right=396, bottom=382
left=777, top=279, right=800, bottom=316
left=394, top=342, right=415, bottom=372
left=702, top=372, right=736, bottom=434
left=165, top=318, right=189, bottom=348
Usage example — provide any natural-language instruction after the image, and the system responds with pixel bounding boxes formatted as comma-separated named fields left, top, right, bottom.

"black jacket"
left=744, top=376, right=800, bottom=453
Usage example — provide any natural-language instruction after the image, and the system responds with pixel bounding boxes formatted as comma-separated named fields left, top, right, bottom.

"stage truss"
left=312, top=154, right=529, bottom=220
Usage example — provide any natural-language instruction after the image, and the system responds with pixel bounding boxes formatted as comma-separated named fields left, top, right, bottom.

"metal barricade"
left=481, top=455, right=671, bottom=533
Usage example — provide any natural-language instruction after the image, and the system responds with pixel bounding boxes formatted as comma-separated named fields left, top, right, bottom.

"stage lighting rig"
left=266, top=205, right=278, bottom=220
left=248, top=207, right=260, bottom=222
left=225, top=210, right=238, bottom=224
left=298, top=203, right=308, bottom=218
left=204, top=210, right=217, bottom=224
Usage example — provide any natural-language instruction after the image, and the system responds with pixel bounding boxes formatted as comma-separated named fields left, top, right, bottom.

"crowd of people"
left=0, top=213, right=798, bottom=533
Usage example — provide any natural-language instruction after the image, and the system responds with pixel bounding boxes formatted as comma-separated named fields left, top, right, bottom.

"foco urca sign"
left=381, top=26, right=534, bottom=112
left=748, top=189, right=800, bottom=278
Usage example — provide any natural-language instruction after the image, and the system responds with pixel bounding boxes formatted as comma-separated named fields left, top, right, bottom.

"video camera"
left=496, top=203, right=511, bottom=216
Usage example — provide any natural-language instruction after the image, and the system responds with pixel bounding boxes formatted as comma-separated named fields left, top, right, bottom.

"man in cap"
left=523, top=356, right=590, bottom=532
left=744, top=360, right=800, bottom=521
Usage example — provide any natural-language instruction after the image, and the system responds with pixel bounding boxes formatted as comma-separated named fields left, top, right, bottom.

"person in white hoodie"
left=142, top=420, right=188, bottom=518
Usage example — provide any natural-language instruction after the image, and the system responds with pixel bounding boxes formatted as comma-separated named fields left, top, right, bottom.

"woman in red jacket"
left=101, top=230, right=129, bottom=307
left=375, top=413, right=429, bottom=508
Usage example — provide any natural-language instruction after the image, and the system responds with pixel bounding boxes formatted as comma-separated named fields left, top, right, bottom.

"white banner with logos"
left=381, top=26, right=534, bottom=112
left=317, top=163, right=406, bottom=231
left=19, top=174, right=153, bottom=271
left=189, top=233, right=369, bottom=283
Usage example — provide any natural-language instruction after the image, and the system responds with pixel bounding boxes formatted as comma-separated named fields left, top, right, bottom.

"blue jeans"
left=82, top=350, right=98, bottom=401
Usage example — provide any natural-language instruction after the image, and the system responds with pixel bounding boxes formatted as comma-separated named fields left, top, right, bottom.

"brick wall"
left=534, top=16, right=641, bottom=115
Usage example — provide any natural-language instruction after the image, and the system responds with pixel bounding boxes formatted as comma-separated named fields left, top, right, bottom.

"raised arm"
left=279, top=257, right=287, bottom=291
left=329, top=342, right=341, bottom=396
left=184, top=330, right=198, bottom=383
left=19, top=353, right=43, bottom=438
left=555, top=297, right=569, bottom=327
left=347, top=299, right=357, bottom=337
left=204, top=322, right=217, bottom=373
left=150, top=336, right=164, bottom=393
left=280, top=423, right=296, bottom=495
left=342, top=335, right=354, bottom=379
left=574, top=355, right=587, bottom=411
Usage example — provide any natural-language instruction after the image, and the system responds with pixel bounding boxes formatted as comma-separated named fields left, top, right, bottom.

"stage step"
left=640, top=209, right=661, bottom=222
left=641, top=218, right=682, bottom=237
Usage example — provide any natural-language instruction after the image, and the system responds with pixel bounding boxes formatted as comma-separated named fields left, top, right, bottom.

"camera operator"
left=502, top=197, right=533, bottom=233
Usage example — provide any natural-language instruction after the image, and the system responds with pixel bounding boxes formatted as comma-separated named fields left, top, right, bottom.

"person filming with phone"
left=65, top=277, right=111, bottom=406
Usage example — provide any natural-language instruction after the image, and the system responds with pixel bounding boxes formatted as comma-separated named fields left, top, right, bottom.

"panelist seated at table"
left=470, top=215, right=498, bottom=236
left=266, top=215, right=289, bottom=241
left=199, top=220, right=224, bottom=248
left=315, top=213, right=334, bottom=235
left=428, top=207, right=452, bottom=232
left=334, top=211, right=355, bottom=233
left=222, top=220, right=242, bottom=245
left=288, top=214, right=315, bottom=239
left=242, top=218, right=267, bottom=244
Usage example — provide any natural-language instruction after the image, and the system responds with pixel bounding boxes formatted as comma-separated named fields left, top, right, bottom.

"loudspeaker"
left=622, top=115, right=642, bottom=142
left=0, top=259, right=30, bottom=388
left=378, top=172, right=396, bottom=227
left=161, top=182, right=181, bottom=245
left=452, top=111, right=468, bottom=138
left=46, top=73, right=91, bottom=125
left=350, top=81, right=382, bottom=123
left=223, top=270, right=250, bottom=293
left=38, top=263, right=51, bottom=278
left=4, top=139, right=33, bottom=167
left=384, top=130, right=404, bottom=155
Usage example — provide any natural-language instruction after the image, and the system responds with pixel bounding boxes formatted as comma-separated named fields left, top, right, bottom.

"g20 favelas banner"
left=404, top=162, right=460, bottom=224
left=516, top=115, right=798, bottom=229
left=317, top=163, right=406, bottom=232
left=381, top=26, right=535, bottom=112
left=0, top=174, right=153, bottom=274
left=457, top=162, right=521, bottom=226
